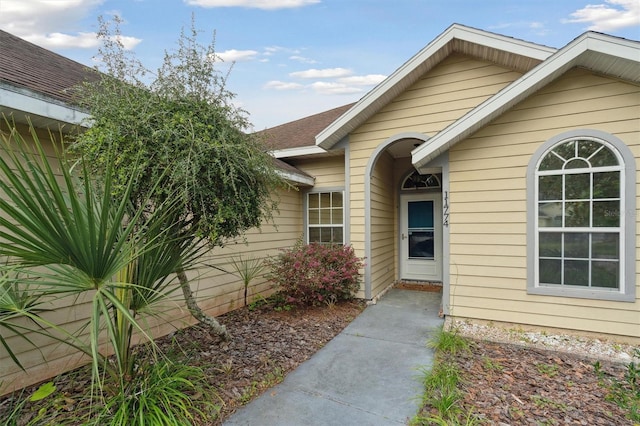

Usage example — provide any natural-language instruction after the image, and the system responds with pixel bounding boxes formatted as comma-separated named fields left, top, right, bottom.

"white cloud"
left=290, top=67, right=352, bottom=79
left=563, top=0, right=640, bottom=31
left=263, top=46, right=286, bottom=56
left=264, top=80, right=305, bottom=90
left=217, top=49, right=259, bottom=62
left=289, top=55, right=318, bottom=64
left=185, top=0, right=320, bottom=10
left=24, top=32, right=101, bottom=49
left=309, top=81, right=362, bottom=95
left=265, top=71, right=383, bottom=95
left=0, top=0, right=142, bottom=50
left=0, top=0, right=104, bottom=34
left=338, top=74, right=387, bottom=86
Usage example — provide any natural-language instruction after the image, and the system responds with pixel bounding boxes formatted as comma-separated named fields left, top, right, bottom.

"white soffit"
left=0, top=83, right=89, bottom=128
left=277, top=169, right=315, bottom=187
left=272, top=145, right=327, bottom=158
left=315, top=23, right=557, bottom=150
left=411, top=32, right=640, bottom=171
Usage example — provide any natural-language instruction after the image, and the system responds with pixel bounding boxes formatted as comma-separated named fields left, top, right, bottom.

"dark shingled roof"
left=0, top=29, right=96, bottom=104
left=258, top=103, right=355, bottom=150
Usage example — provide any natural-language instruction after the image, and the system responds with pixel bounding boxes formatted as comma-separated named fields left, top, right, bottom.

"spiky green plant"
left=230, top=255, right=265, bottom=306
left=0, top=121, right=210, bottom=420
left=98, top=361, right=219, bottom=426
left=0, top=265, right=47, bottom=369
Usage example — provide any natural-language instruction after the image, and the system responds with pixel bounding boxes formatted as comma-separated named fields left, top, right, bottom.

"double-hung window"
left=307, top=191, right=344, bottom=244
left=528, top=131, right=635, bottom=302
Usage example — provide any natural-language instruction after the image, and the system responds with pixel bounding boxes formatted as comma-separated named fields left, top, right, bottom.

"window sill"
left=527, top=285, right=635, bottom=302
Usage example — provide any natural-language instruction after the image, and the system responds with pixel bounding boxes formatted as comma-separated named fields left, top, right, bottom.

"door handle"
left=401, top=233, right=406, bottom=240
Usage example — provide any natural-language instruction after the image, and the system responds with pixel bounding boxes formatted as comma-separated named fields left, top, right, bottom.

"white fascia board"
left=0, top=84, right=89, bottom=125
left=411, top=32, right=632, bottom=171
left=451, top=24, right=557, bottom=60
left=277, top=169, right=315, bottom=187
left=316, top=24, right=557, bottom=151
left=315, top=26, right=455, bottom=150
left=271, top=145, right=327, bottom=158
left=584, top=32, right=640, bottom=62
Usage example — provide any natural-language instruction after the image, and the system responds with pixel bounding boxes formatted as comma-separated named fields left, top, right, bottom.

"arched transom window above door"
left=402, top=171, right=441, bottom=190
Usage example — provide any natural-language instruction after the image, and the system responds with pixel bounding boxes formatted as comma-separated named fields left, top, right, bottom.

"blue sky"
left=1, top=0, right=638, bottom=130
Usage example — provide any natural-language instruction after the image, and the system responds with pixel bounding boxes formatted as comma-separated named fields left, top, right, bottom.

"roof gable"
left=411, top=31, right=640, bottom=170
left=316, top=24, right=557, bottom=150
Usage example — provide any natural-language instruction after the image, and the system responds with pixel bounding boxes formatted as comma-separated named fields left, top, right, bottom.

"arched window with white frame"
left=527, top=130, right=636, bottom=302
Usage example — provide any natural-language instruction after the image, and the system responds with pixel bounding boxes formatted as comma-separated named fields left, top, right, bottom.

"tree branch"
left=176, top=268, right=229, bottom=340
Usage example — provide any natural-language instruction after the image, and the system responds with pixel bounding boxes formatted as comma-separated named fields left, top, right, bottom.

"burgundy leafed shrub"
left=266, top=242, right=363, bottom=306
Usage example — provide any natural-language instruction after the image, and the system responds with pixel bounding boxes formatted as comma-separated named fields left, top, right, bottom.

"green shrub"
left=99, top=360, right=219, bottom=426
left=266, top=242, right=363, bottom=307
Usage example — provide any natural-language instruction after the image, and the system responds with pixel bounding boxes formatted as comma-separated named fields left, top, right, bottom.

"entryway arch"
left=363, top=132, right=429, bottom=299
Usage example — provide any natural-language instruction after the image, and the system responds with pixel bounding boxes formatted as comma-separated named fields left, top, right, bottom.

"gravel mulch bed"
left=452, top=340, right=634, bottom=425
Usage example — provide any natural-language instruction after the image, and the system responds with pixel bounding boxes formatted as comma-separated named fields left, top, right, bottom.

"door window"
left=408, top=200, right=434, bottom=259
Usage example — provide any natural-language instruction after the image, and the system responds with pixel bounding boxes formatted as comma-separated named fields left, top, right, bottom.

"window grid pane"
left=307, top=191, right=344, bottom=244
left=537, top=139, right=622, bottom=290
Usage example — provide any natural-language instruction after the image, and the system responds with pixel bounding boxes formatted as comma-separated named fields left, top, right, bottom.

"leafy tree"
left=73, top=16, right=285, bottom=338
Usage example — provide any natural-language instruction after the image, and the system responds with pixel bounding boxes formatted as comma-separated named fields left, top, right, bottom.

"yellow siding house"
left=268, top=24, right=640, bottom=341
left=1, top=23, right=639, bottom=393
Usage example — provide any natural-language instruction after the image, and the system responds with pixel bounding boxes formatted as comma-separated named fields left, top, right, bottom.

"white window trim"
left=526, top=129, right=636, bottom=302
left=305, top=189, right=345, bottom=244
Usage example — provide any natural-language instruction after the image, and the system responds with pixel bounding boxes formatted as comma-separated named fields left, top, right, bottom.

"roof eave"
left=315, top=23, right=557, bottom=150
left=0, top=82, right=89, bottom=129
left=277, top=169, right=315, bottom=187
left=411, top=31, right=640, bottom=171
left=272, top=145, right=328, bottom=159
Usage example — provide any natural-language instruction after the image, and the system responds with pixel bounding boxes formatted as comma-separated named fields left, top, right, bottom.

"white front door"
left=400, top=193, right=442, bottom=281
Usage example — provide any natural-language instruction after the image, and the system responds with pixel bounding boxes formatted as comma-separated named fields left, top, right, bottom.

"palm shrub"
left=266, top=242, right=363, bottom=306
left=230, top=255, right=265, bottom=306
left=0, top=122, right=211, bottom=422
left=0, top=265, right=49, bottom=370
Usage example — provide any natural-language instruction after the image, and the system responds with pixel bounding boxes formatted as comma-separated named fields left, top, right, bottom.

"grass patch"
left=411, top=326, right=485, bottom=426
left=535, top=362, right=559, bottom=377
left=482, top=356, right=504, bottom=372
left=594, top=348, right=640, bottom=422
left=426, top=326, right=470, bottom=356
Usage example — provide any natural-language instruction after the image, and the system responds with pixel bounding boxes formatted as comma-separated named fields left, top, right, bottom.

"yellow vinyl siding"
left=448, top=68, right=640, bottom=338
left=292, top=155, right=345, bottom=187
left=177, top=185, right=303, bottom=316
left=370, top=152, right=396, bottom=296
left=354, top=55, right=524, bottom=137
left=348, top=54, right=524, bottom=295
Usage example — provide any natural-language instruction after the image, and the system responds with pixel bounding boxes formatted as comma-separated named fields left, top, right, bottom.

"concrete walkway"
left=223, top=288, right=444, bottom=426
